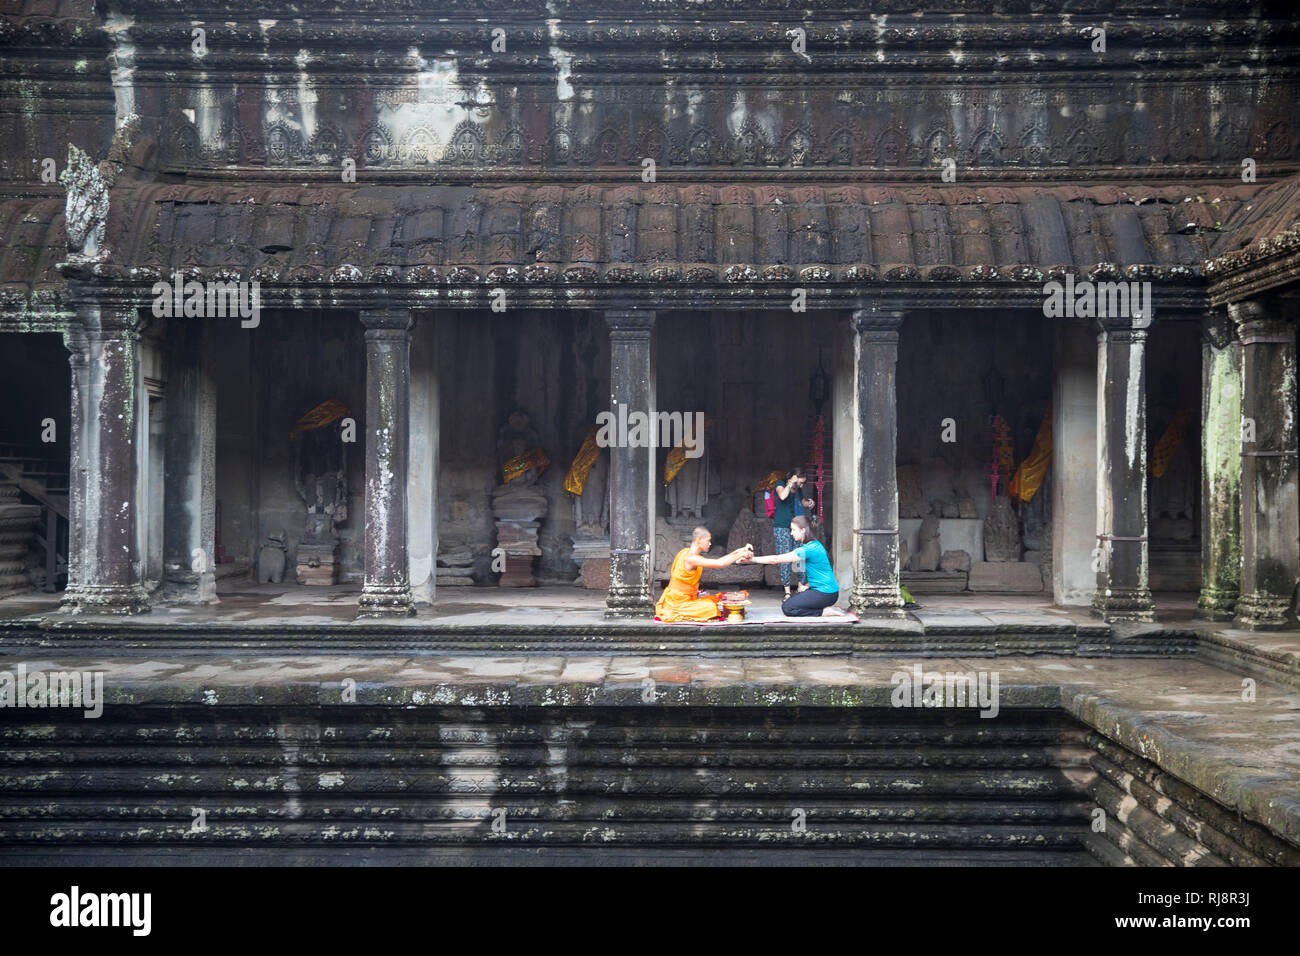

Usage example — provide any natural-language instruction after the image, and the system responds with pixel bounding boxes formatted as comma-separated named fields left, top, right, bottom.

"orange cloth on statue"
left=654, top=548, right=723, bottom=622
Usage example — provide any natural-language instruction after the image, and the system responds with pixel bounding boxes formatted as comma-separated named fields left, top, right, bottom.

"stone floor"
left=0, top=581, right=1203, bottom=627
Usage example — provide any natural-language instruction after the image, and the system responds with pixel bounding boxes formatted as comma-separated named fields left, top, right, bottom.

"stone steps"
left=2, top=703, right=1286, bottom=865
left=0, top=480, right=41, bottom=598
left=0, top=705, right=1097, bottom=862
left=1083, top=733, right=1300, bottom=867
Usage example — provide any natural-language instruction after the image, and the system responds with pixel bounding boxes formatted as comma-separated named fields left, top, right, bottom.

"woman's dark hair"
left=790, top=515, right=812, bottom=536
left=790, top=467, right=807, bottom=479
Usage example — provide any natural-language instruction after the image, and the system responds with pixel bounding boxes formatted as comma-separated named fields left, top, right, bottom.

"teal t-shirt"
left=794, top=540, right=837, bottom=594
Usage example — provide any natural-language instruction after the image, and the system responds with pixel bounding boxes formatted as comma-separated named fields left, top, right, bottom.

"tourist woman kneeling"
left=751, top=516, right=839, bottom=617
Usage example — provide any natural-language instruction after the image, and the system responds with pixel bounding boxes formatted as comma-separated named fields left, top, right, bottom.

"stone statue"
left=497, top=409, right=543, bottom=486
left=665, top=451, right=719, bottom=520
left=256, top=531, right=287, bottom=584
left=294, top=420, right=349, bottom=543
left=574, top=448, right=609, bottom=535
left=492, top=409, right=549, bottom=587
left=292, top=413, right=349, bottom=585
left=59, top=144, right=113, bottom=262
left=910, top=516, right=942, bottom=571
left=983, top=494, right=1022, bottom=562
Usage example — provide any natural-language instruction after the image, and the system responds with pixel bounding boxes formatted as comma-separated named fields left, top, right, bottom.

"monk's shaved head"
left=692, top=526, right=710, bottom=542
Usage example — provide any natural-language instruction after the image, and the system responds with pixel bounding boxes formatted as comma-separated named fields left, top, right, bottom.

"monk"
left=654, top=527, right=753, bottom=622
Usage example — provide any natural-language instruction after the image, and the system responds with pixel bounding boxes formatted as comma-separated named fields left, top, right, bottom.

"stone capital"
left=1094, top=312, right=1154, bottom=336
left=1200, top=307, right=1236, bottom=351
left=1095, top=323, right=1148, bottom=345
left=75, top=302, right=144, bottom=338
left=849, top=308, right=904, bottom=335
left=360, top=307, right=413, bottom=335
left=61, top=326, right=90, bottom=366
left=604, top=309, right=655, bottom=336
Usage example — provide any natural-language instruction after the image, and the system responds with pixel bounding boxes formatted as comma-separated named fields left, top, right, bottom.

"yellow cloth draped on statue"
left=502, top=447, right=550, bottom=485
left=1010, top=402, right=1053, bottom=503
left=289, top=399, right=352, bottom=436
left=1150, top=409, right=1194, bottom=478
left=563, top=427, right=600, bottom=496
left=663, top=417, right=712, bottom=486
left=654, top=548, right=723, bottom=622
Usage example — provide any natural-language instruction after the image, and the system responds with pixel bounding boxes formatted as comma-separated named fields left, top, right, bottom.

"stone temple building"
left=0, top=0, right=1298, bottom=866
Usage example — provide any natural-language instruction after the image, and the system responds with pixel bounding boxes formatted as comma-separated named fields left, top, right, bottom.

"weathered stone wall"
left=0, top=3, right=113, bottom=186
left=1085, top=733, right=1300, bottom=866
left=92, top=2, right=1299, bottom=187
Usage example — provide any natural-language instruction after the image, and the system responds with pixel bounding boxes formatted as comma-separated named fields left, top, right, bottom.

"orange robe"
left=654, top=548, right=723, bottom=622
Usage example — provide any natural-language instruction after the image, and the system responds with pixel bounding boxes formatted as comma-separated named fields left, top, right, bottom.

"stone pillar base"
left=357, top=586, right=415, bottom=618
left=605, top=584, right=652, bottom=619
left=848, top=584, right=905, bottom=619
left=1194, top=586, right=1239, bottom=621
left=1091, top=588, right=1156, bottom=623
left=1233, top=591, right=1297, bottom=631
left=61, top=584, right=151, bottom=615
left=497, top=553, right=537, bottom=588
left=160, top=569, right=218, bottom=605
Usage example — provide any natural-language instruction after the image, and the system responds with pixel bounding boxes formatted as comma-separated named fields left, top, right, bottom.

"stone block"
left=435, top=575, right=474, bottom=587
left=296, top=543, right=338, bottom=586
left=968, top=561, right=1043, bottom=593
left=497, top=553, right=536, bottom=588
left=940, top=549, right=971, bottom=573
left=580, top=557, right=611, bottom=590
left=901, top=570, right=969, bottom=593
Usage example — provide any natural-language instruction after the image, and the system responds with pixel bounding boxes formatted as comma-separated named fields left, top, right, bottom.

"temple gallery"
left=0, top=0, right=1298, bottom=868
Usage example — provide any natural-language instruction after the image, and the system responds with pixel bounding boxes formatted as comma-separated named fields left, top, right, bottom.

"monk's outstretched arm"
left=684, top=546, right=753, bottom=569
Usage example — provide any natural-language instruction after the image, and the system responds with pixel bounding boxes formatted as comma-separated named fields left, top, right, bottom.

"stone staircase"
left=0, top=480, right=42, bottom=598
left=0, top=438, right=68, bottom=597
left=0, top=705, right=1102, bottom=864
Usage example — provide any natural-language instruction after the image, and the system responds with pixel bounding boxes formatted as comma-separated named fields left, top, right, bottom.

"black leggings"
left=781, top=588, right=839, bottom=617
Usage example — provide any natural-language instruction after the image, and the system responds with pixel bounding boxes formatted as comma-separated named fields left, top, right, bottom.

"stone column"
left=406, top=314, right=438, bottom=605
left=1091, top=315, right=1155, bottom=622
left=162, top=318, right=217, bottom=603
left=64, top=303, right=148, bottom=614
left=60, top=326, right=89, bottom=605
left=1052, top=318, right=1098, bottom=606
left=1195, top=309, right=1242, bottom=620
left=358, top=308, right=415, bottom=618
left=1231, top=299, right=1299, bottom=630
left=604, top=309, right=655, bottom=618
left=848, top=308, right=904, bottom=618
